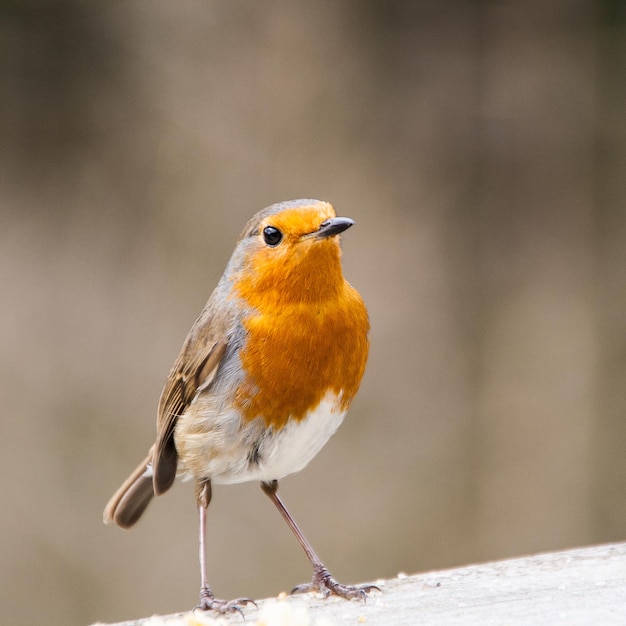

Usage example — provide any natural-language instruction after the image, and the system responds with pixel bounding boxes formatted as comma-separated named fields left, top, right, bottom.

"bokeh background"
left=1, top=1, right=625, bottom=624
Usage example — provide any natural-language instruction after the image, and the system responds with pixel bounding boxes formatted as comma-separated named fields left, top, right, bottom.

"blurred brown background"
left=1, top=1, right=625, bottom=624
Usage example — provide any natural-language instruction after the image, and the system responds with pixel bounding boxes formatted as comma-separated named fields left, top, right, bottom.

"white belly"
left=175, top=391, right=346, bottom=485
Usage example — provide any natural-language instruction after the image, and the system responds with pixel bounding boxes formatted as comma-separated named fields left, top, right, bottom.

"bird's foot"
left=196, top=586, right=256, bottom=615
left=291, top=565, right=381, bottom=602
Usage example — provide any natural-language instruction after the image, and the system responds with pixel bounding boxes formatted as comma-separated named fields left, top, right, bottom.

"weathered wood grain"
left=92, top=542, right=626, bottom=626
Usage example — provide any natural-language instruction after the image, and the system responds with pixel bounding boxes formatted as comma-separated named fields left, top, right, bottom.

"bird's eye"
left=262, top=226, right=283, bottom=246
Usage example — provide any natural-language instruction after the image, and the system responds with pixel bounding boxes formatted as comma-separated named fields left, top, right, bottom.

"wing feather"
left=152, top=307, right=231, bottom=495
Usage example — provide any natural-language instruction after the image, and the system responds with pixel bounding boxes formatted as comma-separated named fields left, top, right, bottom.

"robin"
left=103, top=199, right=376, bottom=612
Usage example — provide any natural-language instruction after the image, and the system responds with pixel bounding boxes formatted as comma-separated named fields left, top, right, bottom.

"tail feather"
left=103, top=447, right=156, bottom=529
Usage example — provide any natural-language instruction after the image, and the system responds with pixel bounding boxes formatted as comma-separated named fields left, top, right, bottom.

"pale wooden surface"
left=93, top=542, right=626, bottom=626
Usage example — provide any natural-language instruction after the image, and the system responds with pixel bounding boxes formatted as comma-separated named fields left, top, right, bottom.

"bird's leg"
left=260, top=480, right=379, bottom=601
left=197, top=480, right=212, bottom=604
left=195, top=479, right=255, bottom=614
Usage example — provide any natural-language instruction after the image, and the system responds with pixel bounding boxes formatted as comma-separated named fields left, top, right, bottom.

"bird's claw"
left=291, top=566, right=381, bottom=602
left=195, top=586, right=257, bottom=616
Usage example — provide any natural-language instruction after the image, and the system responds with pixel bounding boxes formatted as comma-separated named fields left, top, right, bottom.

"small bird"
left=103, top=199, right=376, bottom=612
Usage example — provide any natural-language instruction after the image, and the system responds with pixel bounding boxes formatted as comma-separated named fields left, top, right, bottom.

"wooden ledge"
left=93, top=542, right=626, bottom=625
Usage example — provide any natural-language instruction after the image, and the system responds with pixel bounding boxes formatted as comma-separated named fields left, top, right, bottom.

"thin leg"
left=195, top=479, right=255, bottom=614
left=261, top=480, right=379, bottom=601
left=197, top=480, right=212, bottom=604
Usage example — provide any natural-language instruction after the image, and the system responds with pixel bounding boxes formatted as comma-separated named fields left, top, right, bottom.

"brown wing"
left=152, top=307, right=230, bottom=495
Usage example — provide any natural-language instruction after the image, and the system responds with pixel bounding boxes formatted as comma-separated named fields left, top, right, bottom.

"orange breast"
left=232, top=239, right=369, bottom=429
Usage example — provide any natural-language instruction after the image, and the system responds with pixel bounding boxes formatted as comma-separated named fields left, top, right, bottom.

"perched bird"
left=104, top=199, right=376, bottom=612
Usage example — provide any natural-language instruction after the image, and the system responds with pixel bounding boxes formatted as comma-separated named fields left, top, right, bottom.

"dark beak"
left=313, top=217, right=355, bottom=239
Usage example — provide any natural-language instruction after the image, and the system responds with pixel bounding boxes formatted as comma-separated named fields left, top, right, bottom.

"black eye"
left=263, top=226, right=283, bottom=246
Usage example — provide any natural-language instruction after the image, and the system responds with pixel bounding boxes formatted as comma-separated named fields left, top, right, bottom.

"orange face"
left=235, top=202, right=341, bottom=305
left=232, top=201, right=369, bottom=428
